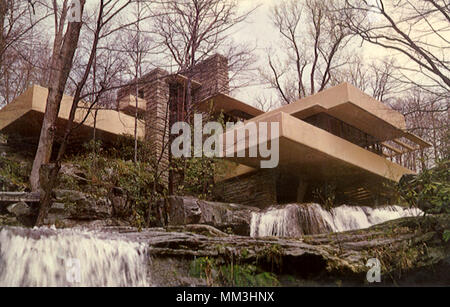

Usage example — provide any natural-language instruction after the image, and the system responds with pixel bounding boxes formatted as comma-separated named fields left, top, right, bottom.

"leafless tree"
left=0, top=0, right=51, bottom=106
left=336, top=0, right=449, bottom=171
left=30, top=0, right=86, bottom=194
left=152, top=0, right=256, bottom=112
left=261, top=0, right=354, bottom=104
left=392, top=87, right=449, bottom=171
left=0, top=36, right=52, bottom=105
left=0, top=0, right=49, bottom=68
left=331, top=56, right=402, bottom=102
left=33, top=0, right=138, bottom=225
left=254, top=92, right=278, bottom=112
left=118, top=1, right=155, bottom=163
left=341, top=0, right=450, bottom=97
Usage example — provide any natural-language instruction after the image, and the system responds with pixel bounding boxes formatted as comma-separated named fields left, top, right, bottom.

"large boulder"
left=155, top=196, right=259, bottom=235
left=5, top=201, right=35, bottom=226
left=52, top=189, right=112, bottom=220
left=7, top=201, right=32, bottom=216
left=196, top=199, right=259, bottom=235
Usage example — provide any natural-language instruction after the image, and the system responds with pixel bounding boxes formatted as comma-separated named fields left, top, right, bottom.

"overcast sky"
left=57, top=1, right=447, bottom=109
left=230, top=0, right=388, bottom=106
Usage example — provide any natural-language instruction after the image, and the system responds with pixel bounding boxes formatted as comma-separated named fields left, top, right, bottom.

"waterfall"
left=0, top=227, right=150, bottom=287
left=250, top=204, right=422, bottom=237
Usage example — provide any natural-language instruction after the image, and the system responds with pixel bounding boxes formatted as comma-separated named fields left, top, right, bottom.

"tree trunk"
left=30, top=1, right=86, bottom=192
left=35, top=163, right=59, bottom=225
left=0, top=0, right=7, bottom=72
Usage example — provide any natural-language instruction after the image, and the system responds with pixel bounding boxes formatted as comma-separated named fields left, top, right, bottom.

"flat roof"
left=251, top=83, right=412, bottom=143
left=0, top=85, right=144, bottom=144
left=221, top=112, right=415, bottom=183
left=197, top=93, right=264, bottom=119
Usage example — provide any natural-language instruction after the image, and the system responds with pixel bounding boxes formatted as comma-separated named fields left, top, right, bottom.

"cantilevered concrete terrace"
left=218, top=83, right=431, bottom=203
left=0, top=83, right=264, bottom=145
left=0, top=82, right=431, bottom=200
left=0, top=85, right=144, bottom=145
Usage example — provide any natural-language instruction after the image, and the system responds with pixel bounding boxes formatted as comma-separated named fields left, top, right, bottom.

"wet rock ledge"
left=145, top=214, right=450, bottom=286
left=153, top=196, right=259, bottom=235
left=1, top=214, right=449, bottom=286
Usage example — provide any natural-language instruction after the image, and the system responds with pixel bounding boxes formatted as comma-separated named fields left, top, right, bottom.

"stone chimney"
left=116, top=68, right=170, bottom=181
left=187, top=54, right=230, bottom=103
left=142, top=69, right=170, bottom=172
left=115, top=54, right=230, bottom=187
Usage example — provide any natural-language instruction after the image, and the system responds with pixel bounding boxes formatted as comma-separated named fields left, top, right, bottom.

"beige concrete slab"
left=118, top=94, right=147, bottom=116
left=198, top=93, right=264, bottom=119
left=214, top=160, right=256, bottom=182
left=248, top=83, right=413, bottom=143
left=222, top=112, right=414, bottom=183
left=0, top=85, right=34, bottom=131
left=0, top=85, right=145, bottom=143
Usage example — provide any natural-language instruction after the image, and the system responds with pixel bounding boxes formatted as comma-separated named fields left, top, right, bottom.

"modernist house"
left=214, top=83, right=431, bottom=207
left=0, top=54, right=430, bottom=207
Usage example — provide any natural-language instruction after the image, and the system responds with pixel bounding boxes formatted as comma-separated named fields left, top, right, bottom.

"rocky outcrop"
left=0, top=189, right=118, bottom=227
left=2, top=202, right=35, bottom=226
left=7, top=201, right=32, bottom=216
left=0, top=214, right=20, bottom=226
left=53, top=189, right=112, bottom=218
left=1, top=215, right=448, bottom=286
left=44, top=190, right=113, bottom=225
left=146, top=214, right=450, bottom=286
left=154, top=196, right=259, bottom=235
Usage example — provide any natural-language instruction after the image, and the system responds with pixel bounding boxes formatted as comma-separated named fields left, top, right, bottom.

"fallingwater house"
left=0, top=54, right=431, bottom=208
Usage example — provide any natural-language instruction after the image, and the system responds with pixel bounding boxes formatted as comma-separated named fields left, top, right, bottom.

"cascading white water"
left=250, top=204, right=422, bottom=237
left=0, top=227, right=151, bottom=287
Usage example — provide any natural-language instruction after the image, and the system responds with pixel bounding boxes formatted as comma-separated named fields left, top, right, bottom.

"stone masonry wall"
left=143, top=69, right=170, bottom=179
left=187, top=54, right=230, bottom=103
left=116, top=69, right=170, bottom=181
left=214, top=169, right=277, bottom=208
left=116, top=54, right=230, bottom=186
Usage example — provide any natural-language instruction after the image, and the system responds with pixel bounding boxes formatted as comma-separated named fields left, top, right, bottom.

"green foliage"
left=189, top=256, right=280, bottom=287
left=170, top=111, right=230, bottom=200
left=216, top=264, right=279, bottom=287
left=397, top=160, right=449, bottom=215
left=78, top=136, right=154, bottom=162
left=443, top=230, right=450, bottom=243
left=62, top=139, right=165, bottom=228
left=397, top=160, right=449, bottom=241
left=105, top=135, right=153, bottom=162
left=189, top=243, right=283, bottom=286
left=312, top=182, right=336, bottom=209
left=0, top=155, right=31, bottom=191
left=171, top=157, right=216, bottom=199
left=259, top=244, right=284, bottom=272
left=190, top=256, right=215, bottom=285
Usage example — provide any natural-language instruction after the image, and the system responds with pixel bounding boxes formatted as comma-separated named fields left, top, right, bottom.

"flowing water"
left=0, top=203, right=423, bottom=285
left=0, top=226, right=150, bottom=287
left=250, top=204, right=422, bottom=237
